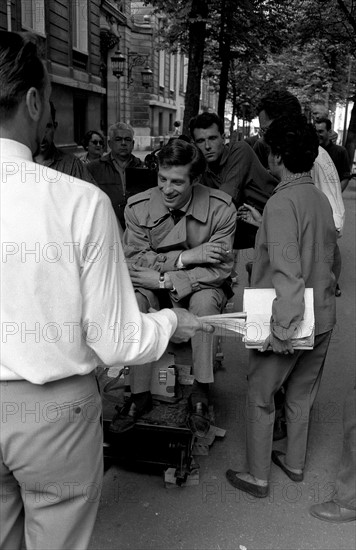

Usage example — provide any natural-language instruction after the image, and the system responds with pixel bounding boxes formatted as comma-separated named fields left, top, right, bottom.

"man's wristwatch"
left=159, top=273, right=165, bottom=289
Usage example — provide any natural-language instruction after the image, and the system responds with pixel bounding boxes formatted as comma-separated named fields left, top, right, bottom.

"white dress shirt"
left=312, top=146, right=345, bottom=234
left=0, top=138, right=177, bottom=384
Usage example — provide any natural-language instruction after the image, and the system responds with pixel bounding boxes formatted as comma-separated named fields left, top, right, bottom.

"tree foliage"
left=145, top=0, right=356, bottom=161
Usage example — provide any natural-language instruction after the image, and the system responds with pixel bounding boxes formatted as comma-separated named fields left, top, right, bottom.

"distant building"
left=1, top=1, right=218, bottom=151
left=1, top=0, right=104, bottom=153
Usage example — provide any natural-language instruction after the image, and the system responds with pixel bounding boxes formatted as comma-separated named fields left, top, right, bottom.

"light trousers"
left=333, top=387, right=356, bottom=510
left=0, top=373, right=103, bottom=550
left=130, top=287, right=227, bottom=393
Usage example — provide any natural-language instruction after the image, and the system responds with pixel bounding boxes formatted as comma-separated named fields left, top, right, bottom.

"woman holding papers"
left=226, top=114, right=337, bottom=498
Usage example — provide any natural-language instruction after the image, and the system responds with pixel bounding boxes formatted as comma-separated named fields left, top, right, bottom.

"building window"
left=72, top=0, right=89, bottom=54
left=159, top=50, right=165, bottom=89
left=21, top=0, right=45, bottom=36
left=169, top=54, right=175, bottom=92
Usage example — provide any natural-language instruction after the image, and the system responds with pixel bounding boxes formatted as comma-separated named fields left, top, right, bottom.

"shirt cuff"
left=176, top=253, right=184, bottom=269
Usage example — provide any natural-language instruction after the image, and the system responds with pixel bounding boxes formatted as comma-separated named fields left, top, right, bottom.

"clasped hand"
left=129, top=265, right=161, bottom=289
left=260, top=333, right=294, bottom=355
left=181, top=242, right=231, bottom=266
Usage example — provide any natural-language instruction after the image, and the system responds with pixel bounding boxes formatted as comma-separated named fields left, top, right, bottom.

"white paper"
left=243, top=287, right=315, bottom=349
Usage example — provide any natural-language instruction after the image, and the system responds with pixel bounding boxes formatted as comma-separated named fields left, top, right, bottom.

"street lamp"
left=141, top=65, right=153, bottom=89
left=127, top=52, right=153, bottom=89
left=111, top=50, right=125, bottom=79
left=111, top=50, right=153, bottom=90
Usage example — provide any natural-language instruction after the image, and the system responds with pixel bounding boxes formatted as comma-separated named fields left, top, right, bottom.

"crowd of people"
left=1, top=30, right=355, bottom=550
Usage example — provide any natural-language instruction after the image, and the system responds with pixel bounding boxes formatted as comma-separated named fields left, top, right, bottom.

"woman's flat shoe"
left=225, top=470, right=268, bottom=498
left=271, top=450, right=303, bottom=482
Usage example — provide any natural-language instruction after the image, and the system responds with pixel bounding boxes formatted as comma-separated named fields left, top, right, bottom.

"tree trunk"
left=217, top=0, right=233, bottom=120
left=345, top=97, right=356, bottom=171
left=182, top=0, right=209, bottom=135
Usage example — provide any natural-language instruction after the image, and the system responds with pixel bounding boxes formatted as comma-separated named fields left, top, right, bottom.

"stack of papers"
left=243, top=287, right=315, bottom=349
left=198, top=312, right=246, bottom=338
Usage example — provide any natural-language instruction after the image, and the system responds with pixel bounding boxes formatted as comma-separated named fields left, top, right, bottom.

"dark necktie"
left=170, top=209, right=185, bottom=225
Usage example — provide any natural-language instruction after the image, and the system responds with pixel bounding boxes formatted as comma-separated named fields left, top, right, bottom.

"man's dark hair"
left=315, top=117, right=332, bottom=131
left=189, top=112, right=224, bottom=136
left=264, top=115, right=319, bottom=173
left=0, top=31, right=46, bottom=122
left=157, top=139, right=206, bottom=181
left=82, top=130, right=105, bottom=149
left=256, top=90, right=302, bottom=119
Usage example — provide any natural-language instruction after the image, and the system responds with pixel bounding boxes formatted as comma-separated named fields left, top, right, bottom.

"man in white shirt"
left=0, top=31, right=209, bottom=550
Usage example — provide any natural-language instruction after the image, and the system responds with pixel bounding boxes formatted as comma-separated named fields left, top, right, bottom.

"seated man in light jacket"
left=110, top=139, right=237, bottom=435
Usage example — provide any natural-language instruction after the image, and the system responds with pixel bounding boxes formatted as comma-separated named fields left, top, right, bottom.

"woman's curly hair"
left=264, top=115, right=319, bottom=173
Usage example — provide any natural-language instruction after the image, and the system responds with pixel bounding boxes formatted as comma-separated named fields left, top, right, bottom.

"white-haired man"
left=88, top=122, right=143, bottom=228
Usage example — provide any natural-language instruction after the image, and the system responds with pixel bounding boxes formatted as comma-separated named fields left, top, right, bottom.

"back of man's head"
left=256, top=89, right=302, bottom=120
left=0, top=31, right=46, bottom=123
left=157, top=139, right=206, bottom=181
left=189, top=112, right=224, bottom=137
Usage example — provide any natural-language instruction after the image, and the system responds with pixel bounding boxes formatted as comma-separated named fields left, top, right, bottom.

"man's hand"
left=170, top=308, right=215, bottom=344
left=260, top=333, right=294, bottom=355
left=129, top=265, right=161, bottom=289
left=181, top=243, right=231, bottom=266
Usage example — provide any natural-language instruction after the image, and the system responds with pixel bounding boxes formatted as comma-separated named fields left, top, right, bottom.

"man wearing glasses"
left=88, top=122, right=143, bottom=229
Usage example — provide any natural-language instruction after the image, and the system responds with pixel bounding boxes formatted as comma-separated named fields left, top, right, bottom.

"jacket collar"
left=273, top=173, right=314, bottom=194
left=148, top=183, right=210, bottom=224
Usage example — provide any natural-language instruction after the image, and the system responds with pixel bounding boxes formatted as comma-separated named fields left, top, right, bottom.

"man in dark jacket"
left=189, top=112, right=277, bottom=249
left=34, top=101, right=94, bottom=183
left=87, top=122, right=143, bottom=228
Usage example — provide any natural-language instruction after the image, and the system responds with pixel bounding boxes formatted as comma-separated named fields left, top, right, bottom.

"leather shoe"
left=225, top=470, right=268, bottom=498
left=309, top=501, right=356, bottom=523
left=271, top=450, right=303, bottom=482
left=187, top=398, right=210, bottom=437
left=109, top=392, right=152, bottom=434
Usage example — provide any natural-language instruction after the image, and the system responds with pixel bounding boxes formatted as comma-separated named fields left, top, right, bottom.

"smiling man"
left=110, top=139, right=237, bottom=434
left=189, top=112, right=277, bottom=249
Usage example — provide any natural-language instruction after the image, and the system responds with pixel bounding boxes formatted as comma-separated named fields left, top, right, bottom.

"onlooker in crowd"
left=189, top=111, right=278, bottom=250
left=226, top=115, right=337, bottom=498
left=254, top=90, right=344, bottom=299
left=0, top=31, right=211, bottom=550
left=79, top=129, right=105, bottom=164
left=309, top=387, right=356, bottom=523
left=315, top=117, right=351, bottom=192
left=255, top=92, right=344, bottom=230
left=87, top=122, right=143, bottom=229
left=110, top=139, right=237, bottom=434
left=250, top=89, right=345, bottom=442
left=34, top=100, right=94, bottom=182
left=310, top=101, right=338, bottom=143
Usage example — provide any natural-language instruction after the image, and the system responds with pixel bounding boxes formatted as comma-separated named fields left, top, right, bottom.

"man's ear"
left=275, top=154, right=283, bottom=165
left=25, top=87, right=43, bottom=122
left=191, top=175, right=201, bottom=185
